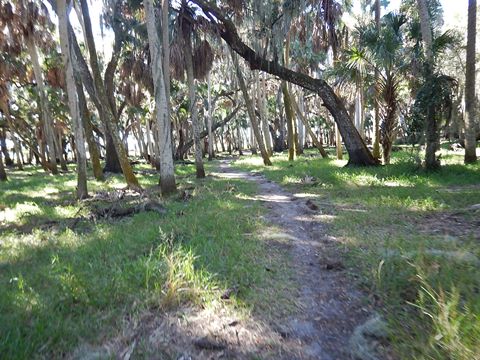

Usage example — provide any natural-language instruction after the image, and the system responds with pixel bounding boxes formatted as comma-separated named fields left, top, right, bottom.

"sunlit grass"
left=0, top=161, right=293, bottom=358
left=233, top=147, right=480, bottom=360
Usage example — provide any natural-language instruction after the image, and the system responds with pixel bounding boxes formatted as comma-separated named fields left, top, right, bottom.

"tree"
left=464, top=0, right=477, bottom=164
left=144, top=0, right=177, bottom=194
left=0, top=150, right=6, bottom=181
left=190, top=0, right=378, bottom=166
left=57, top=0, right=87, bottom=199
left=79, top=0, right=141, bottom=190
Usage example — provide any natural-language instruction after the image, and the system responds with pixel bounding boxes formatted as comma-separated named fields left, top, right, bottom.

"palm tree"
left=144, top=0, right=177, bottom=194
left=464, top=0, right=477, bottom=164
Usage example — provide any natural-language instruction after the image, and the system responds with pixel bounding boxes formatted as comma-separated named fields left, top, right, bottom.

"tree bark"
left=76, top=79, right=104, bottom=181
left=57, top=0, right=88, bottom=199
left=0, top=151, right=7, bottom=181
left=417, top=0, right=440, bottom=169
left=231, top=50, right=272, bottom=165
left=184, top=28, right=205, bottom=178
left=282, top=82, right=297, bottom=161
left=145, top=0, right=177, bottom=194
left=26, top=37, right=59, bottom=174
left=207, top=71, right=214, bottom=160
left=464, top=0, right=477, bottom=163
left=191, top=0, right=378, bottom=166
left=79, top=0, right=140, bottom=189
left=372, top=0, right=381, bottom=160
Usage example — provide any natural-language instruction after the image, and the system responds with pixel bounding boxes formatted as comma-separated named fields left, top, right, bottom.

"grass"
left=0, top=161, right=292, bottom=359
left=233, top=146, right=480, bottom=360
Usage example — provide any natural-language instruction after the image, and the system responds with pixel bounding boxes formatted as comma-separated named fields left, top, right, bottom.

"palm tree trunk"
left=26, top=37, right=59, bottom=174
left=57, top=0, right=88, bottom=199
left=464, top=0, right=477, bottom=163
left=231, top=50, right=272, bottom=165
left=145, top=0, right=177, bottom=193
left=79, top=0, right=140, bottom=189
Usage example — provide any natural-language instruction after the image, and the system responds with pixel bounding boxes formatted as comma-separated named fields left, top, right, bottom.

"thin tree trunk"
left=79, top=0, right=140, bottom=189
left=372, top=0, right=381, bottom=160
left=464, top=0, right=477, bottom=163
left=291, top=94, right=328, bottom=158
left=417, top=0, right=440, bottom=169
left=231, top=50, right=271, bottom=165
left=207, top=71, right=214, bottom=160
left=260, top=73, right=273, bottom=156
left=76, top=79, right=104, bottom=181
left=184, top=30, right=205, bottom=178
left=145, top=0, right=177, bottom=193
left=336, top=123, right=343, bottom=160
left=26, top=37, right=59, bottom=174
left=282, top=82, right=296, bottom=161
left=57, top=0, right=88, bottom=198
left=0, top=151, right=6, bottom=181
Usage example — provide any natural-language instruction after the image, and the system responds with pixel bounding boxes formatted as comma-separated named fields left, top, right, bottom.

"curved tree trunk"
left=26, top=37, right=59, bottom=174
left=145, top=0, right=177, bottom=194
left=191, top=0, right=378, bottom=166
left=464, top=0, right=477, bottom=164
left=57, top=0, right=88, bottom=199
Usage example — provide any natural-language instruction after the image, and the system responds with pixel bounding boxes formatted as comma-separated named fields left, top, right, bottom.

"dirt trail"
left=76, top=160, right=377, bottom=360
left=212, top=160, right=371, bottom=359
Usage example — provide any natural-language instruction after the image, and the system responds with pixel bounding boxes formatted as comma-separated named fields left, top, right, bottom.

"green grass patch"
left=0, top=162, right=292, bottom=358
left=233, top=148, right=480, bottom=359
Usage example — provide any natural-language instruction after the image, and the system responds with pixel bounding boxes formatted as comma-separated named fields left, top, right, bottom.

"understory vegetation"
left=234, top=147, right=480, bottom=359
left=0, top=162, right=293, bottom=358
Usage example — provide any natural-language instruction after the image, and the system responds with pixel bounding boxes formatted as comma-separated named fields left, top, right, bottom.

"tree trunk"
left=336, top=123, right=343, bottom=160
left=191, top=0, right=378, bottom=166
left=76, top=79, right=104, bottom=181
left=417, top=0, right=440, bottom=169
left=184, top=30, right=205, bottom=178
left=79, top=0, right=140, bottom=189
left=291, top=94, right=328, bottom=158
left=145, top=0, right=177, bottom=194
left=0, top=151, right=6, bottom=181
left=26, top=37, right=59, bottom=174
left=57, top=0, right=88, bottom=199
left=282, top=82, right=297, bottom=161
left=260, top=73, right=273, bottom=156
left=464, top=0, right=477, bottom=163
left=372, top=0, right=381, bottom=160
left=231, top=50, right=272, bottom=165
left=207, top=71, right=214, bottom=160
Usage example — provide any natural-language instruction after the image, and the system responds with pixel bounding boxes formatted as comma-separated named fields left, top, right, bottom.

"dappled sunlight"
left=236, top=192, right=292, bottom=203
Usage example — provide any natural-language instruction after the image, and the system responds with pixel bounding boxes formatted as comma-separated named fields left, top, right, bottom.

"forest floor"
left=1, top=146, right=479, bottom=359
